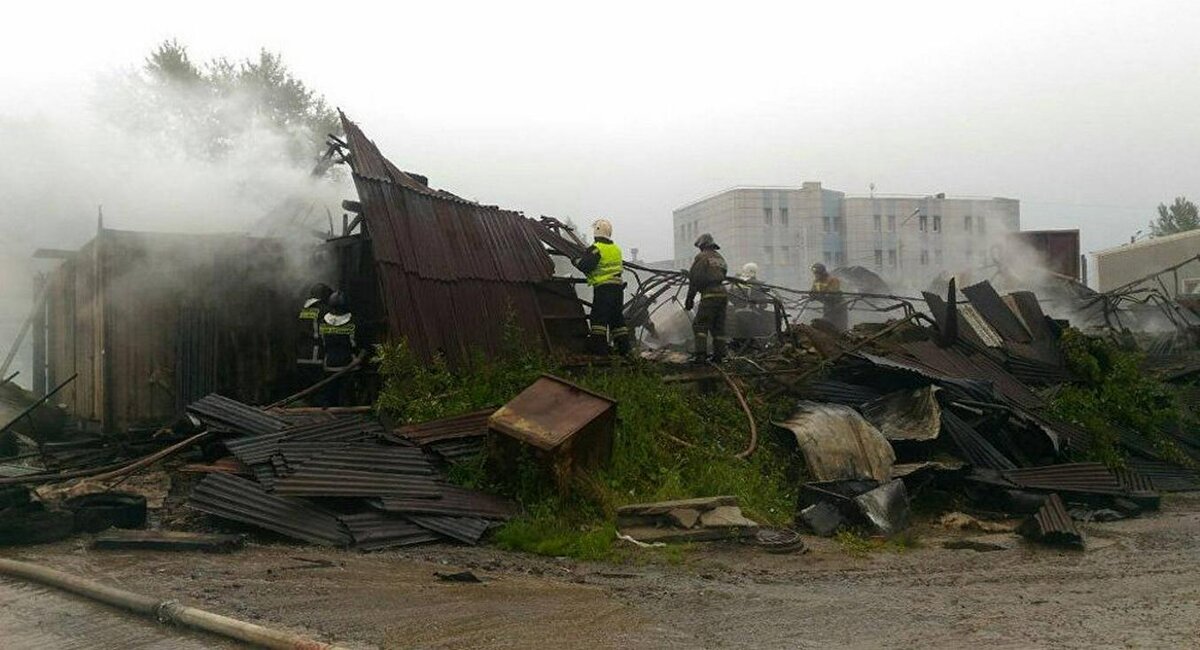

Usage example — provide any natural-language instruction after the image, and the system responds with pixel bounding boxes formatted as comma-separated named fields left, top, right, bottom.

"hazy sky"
left=3, top=0, right=1198, bottom=262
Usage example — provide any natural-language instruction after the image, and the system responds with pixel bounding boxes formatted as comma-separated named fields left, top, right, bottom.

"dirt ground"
left=5, top=494, right=1200, bottom=649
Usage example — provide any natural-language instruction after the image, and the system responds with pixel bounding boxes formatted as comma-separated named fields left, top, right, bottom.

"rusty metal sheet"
left=275, top=443, right=438, bottom=478
left=898, top=341, right=1042, bottom=410
left=188, top=473, right=351, bottom=546
left=393, top=409, right=493, bottom=444
left=489, top=375, right=616, bottom=451
left=340, top=113, right=575, bottom=364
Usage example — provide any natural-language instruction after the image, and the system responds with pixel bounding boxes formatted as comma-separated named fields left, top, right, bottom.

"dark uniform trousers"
left=693, top=295, right=729, bottom=358
left=590, top=284, right=630, bottom=354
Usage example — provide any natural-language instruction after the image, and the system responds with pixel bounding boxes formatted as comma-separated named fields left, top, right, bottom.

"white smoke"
left=0, top=65, right=351, bottom=388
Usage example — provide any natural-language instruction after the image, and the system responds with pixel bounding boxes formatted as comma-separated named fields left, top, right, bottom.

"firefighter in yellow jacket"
left=573, top=219, right=630, bottom=355
left=810, top=262, right=849, bottom=330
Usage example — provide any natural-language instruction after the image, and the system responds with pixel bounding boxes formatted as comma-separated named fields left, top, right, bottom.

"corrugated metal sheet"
left=958, top=304, right=1005, bottom=347
left=373, top=484, right=518, bottom=520
left=188, top=473, right=351, bottom=546
left=276, top=444, right=437, bottom=477
left=187, top=394, right=288, bottom=436
left=393, top=409, right=494, bottom=444
left=1126, top=460, right=1200, bottom=492
left=1020, top=493, right=1082, bottom=546
left=962, top=281, right=1032, bottom=344
left=224, top=417, right=385, bottom=465
left=1003, top=463, right=1154, bottom=496
left=426, top=438, right=487, bottom=465
left=340, top=114, right=577, bottom=363
left=941, top=410, right=1017, bottom=470
left=897, top=341, right=1042, bottom=410
left=270, top=462, right=444, bottom=498
left=407, top=514, right=491, bottom=545
left=338, top=511, right=443, bottom=551
left=794, top=379, right=882, bottom=406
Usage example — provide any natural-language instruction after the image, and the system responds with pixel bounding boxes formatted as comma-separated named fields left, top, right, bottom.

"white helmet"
left=592, top=218, right=613, bottom=239
left=740, top=262, right=758, bottom=280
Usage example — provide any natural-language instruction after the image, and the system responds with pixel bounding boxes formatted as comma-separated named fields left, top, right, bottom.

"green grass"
left=835, top=528, right=921, bottom=556
left=374, top=338, right=797, bottom=562
left=1047, top=328, right=1190, bottom=467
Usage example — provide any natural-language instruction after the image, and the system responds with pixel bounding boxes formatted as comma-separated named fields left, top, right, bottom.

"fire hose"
left=0, top=557, right=345, bottom=649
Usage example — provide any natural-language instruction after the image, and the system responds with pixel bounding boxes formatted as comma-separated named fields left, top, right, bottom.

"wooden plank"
left=92, top=530, right=246, bottom=553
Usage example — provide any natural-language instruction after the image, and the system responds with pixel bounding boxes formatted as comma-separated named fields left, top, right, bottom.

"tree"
left=100, top=40, right=340, bottom=167
left=1149, top=196, right=1200, bottom=237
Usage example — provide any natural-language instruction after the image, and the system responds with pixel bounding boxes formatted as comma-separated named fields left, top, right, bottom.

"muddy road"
left=4, top=494, right=1200, bottom=649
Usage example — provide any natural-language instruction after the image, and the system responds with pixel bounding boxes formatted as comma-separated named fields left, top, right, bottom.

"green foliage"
left=374, top=341, right=796, bottom=561
left=835, top=528, right=920, bottom=556
left=1150, top=196, right=1200, bottom=237
left=101, top=39, right=340, bottom=166
left=1048, top=329, right=1186, bottom=466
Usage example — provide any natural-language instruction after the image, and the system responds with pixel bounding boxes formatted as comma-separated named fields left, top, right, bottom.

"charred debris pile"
left=1, top=276, right=1196, bottom=554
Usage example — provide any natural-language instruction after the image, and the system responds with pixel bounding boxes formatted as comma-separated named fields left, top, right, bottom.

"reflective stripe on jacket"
left=587, top=241, right=624, bottom=286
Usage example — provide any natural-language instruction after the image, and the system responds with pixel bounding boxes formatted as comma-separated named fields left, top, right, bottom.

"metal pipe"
left=0, top=558, right=343, bottom=649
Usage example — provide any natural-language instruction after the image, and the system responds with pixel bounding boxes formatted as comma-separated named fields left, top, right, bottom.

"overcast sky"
left=2, top=0, right=1198, bottom=262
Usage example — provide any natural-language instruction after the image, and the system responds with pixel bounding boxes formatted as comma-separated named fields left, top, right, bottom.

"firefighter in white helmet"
left=572, top=219, right=630, bottom=355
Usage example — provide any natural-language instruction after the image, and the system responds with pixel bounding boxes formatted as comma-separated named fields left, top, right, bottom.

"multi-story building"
left=672, top=182, right=1020, bottom=289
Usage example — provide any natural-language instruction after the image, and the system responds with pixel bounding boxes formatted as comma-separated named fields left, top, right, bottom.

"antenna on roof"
left=869, top=183, right=875, bottom=198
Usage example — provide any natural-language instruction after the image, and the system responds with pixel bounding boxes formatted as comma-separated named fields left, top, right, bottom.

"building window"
left=764, top=207, right=773, bottom=225
left=964, top=215, right=973, bottom=231
left=835, top=251, right=845, bottom=266
left=935, top=249, right=944, bottom=264
left=919, top=214, right=928, bottom=232
left=888, top=215, right=896, bottom=232
left=874, top=249, right=883, bottom=267
left=873, top=214, right=882, bottom=232
left=823, top=251, right=833, bottom=265
left=933, top=215, right=941, bottom=232
left=887, top=249, right=897, bottom=267
left=823, top=217, right=833, bottom=232
left=977, top=217, right=986, bottom=234
left=764, top=246, right=773, bottom=264
left=780, top=207, right=789, bottom=226
left=920, top=249, right=929, bottom=265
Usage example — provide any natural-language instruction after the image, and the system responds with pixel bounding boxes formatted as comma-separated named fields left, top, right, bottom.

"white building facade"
left=673, top=182, right=1020, bottom=289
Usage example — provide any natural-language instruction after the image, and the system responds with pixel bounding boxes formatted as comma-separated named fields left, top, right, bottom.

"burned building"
left=327, top=114, right=588, bottom=365
left=32, top=227, right=295, bottom=431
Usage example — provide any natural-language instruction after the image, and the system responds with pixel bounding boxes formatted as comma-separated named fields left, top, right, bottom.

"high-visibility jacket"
left=297, top=298, right=325, bottom=366
left=319, top=312, right=358, bottom=371
left=586, top=240, right=624, bottom=286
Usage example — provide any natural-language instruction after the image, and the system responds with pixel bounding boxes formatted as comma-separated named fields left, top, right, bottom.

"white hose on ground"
left=0, top=558, right=345, bottom=650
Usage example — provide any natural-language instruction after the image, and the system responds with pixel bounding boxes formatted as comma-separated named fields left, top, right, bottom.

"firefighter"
left=296, top=283, right=332, bottom=388
left=729, top=262, right=774, bottom=347
left=684, top=233, right=729, bottom=363
left=573, top=218, right=630, bottom=355
left=318, top=291, right=358, bottom=406
left=810, top=262, right=849, bottom=331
